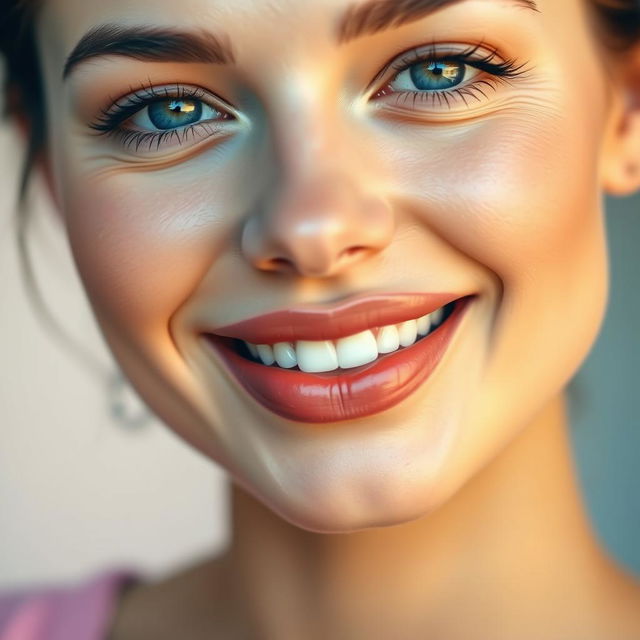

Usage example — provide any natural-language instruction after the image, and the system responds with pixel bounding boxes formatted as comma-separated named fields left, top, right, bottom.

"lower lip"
left=203, top=296, right=473, bottom=424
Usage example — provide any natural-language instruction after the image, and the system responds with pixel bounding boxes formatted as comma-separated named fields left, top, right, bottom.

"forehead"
left=38, top=0, right=590, bottom=85
left=38, top=0, right=563, bottom=48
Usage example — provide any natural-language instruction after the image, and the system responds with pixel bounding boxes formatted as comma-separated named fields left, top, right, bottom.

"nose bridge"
left=241, top=88, right=395, bottom=278
left=276, top=80, right=347, bottom=183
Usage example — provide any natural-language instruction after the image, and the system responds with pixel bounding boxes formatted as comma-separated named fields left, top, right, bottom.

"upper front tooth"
left=296, top=340, right=339, bottom=373
left=376, top=325, right=400, bottom=354
left=250, top=307, right=449, bottom=369
left=336, top=330, right=378, bottom=369
left=273, top=342, right=297, bottom=369
left=256, top=344, right=275, bottom=366
left=416, top=314, right=431, bottom=336
left=397, top=319, right=418, bottom=347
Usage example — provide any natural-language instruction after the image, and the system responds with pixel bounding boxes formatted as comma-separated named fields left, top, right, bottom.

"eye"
left=129, top=98, right=224, bottom=132
left=370, top=43, right=530, bottom=115
left=90, top=84, right=237, bottom=154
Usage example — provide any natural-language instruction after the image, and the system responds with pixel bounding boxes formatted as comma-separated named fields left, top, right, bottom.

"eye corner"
left=370, top=83, right=394, bottom=102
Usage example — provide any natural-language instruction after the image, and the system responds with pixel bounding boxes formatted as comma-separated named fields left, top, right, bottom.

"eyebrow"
left=64, top=0, right=537, bottom=80
left=63, top=24, right=235, bottom=79
left=337, top=0, right=539, bottom=43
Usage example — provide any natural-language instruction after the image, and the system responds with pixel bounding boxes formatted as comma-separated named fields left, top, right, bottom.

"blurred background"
left=1, top=113, right=639, bottom=592
left=0, top=119, right=228, bottom=590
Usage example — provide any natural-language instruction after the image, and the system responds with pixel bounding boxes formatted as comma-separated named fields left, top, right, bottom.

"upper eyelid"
left=90, top=83, right=235, bottom=133
left=368, top=41, right=514, bottom=90
left=111, top=84, right=230, bottom=112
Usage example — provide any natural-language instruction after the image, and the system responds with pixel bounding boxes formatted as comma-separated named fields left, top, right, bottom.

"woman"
left=1, top=0, right=640, bottom=637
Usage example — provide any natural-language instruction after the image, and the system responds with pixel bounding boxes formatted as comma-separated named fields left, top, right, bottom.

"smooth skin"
left=30, top=0, right=640, bottom=637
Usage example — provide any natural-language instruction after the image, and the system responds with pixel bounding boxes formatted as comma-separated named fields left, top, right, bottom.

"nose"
left=240, top=160, right=395, bottom=279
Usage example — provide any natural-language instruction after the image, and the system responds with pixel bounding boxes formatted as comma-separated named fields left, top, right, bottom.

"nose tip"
left=241, top=177, right=395, bottom=279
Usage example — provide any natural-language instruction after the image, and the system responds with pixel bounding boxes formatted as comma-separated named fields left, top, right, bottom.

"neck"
left=228, top=393, right=615, bottom=639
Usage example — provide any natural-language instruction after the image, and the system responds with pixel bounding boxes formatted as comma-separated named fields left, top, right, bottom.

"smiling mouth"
left=226, top=300, right=456, bottom=375
left=201, top=295, right=473, bottom=424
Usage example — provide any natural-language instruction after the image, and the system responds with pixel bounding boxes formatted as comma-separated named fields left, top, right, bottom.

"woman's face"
left=36, top=0, right=626, bottom=531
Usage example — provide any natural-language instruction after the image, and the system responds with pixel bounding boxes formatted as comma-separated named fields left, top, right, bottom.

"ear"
left=602, top=44, right=640, bottom=197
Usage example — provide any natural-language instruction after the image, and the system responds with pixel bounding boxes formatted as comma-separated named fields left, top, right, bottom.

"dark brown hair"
left=1, top=0, right=42, bottom=198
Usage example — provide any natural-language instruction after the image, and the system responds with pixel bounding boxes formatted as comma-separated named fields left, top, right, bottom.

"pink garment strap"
left=0, top=569, right=139, bottom=640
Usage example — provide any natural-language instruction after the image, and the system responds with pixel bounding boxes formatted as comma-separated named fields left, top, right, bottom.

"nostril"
left=340, top=246, right=368, bottom=261
left=261, top=256, right=294, bottom=273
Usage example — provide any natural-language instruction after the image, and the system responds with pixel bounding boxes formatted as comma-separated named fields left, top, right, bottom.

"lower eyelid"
left=370, top=77, right=513, bottom=120
left=106, top=121, right=233, bottom=155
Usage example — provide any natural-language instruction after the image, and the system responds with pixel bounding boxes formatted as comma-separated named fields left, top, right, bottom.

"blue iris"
left=409, top=61, right=465, bottom=91
left=147, top=99, right=203, bottom=130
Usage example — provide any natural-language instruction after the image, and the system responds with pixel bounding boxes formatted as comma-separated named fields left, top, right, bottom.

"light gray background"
left=0, top=119, right=638, bottom=591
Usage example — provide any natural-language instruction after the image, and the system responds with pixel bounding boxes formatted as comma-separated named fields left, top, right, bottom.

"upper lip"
left=205, top=293, right=468, bottom=344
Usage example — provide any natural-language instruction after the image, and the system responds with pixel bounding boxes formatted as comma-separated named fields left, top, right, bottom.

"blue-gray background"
left=570, top=193, right=640, bottom=576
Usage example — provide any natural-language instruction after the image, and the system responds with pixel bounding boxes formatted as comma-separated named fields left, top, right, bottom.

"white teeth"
left=256, top=344, right=275, bottom=366
left=336, top=330, right=379, bottom=369
left=296, top=340, right=339, bottom=373
left=416, top=314, right=431, bottom=336
left=242, top=304, right=450, bottom=369
left=273, top=342, right=297, bottom=369
left=430, top=307, right=444, bottom=326
left=376, top=325, right=400, bottom=354
left=397, top=319, right=418, bottom=347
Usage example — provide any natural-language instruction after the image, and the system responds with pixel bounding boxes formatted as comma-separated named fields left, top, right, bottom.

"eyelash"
left=373, top=41, right=530, bottom=109
left=89, top=83, right=232, bottom=152
left=89, top=43, right=530, bottom=152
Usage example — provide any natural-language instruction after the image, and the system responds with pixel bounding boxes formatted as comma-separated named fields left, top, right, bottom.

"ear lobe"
left=602, top=47, right=640, bottom=197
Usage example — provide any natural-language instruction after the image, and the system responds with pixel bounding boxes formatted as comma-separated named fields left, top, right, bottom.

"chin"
left=244, top=469, right=447, bottom=534
left=275, top=495, right=439, bottom=535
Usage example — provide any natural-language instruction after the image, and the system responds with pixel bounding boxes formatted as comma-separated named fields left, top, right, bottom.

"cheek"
left=61, top=160, right=244, bottom=337
left=56, top=158, right=261, bottom=464
left=383, top=87, right=611, bottom=350
left=376, top=91, right=611, bottom=497
left=388, top=107, right=604, bottom=282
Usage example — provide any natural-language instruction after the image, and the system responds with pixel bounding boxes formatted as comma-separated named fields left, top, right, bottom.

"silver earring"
left=108, top=370, right=152, bottom=431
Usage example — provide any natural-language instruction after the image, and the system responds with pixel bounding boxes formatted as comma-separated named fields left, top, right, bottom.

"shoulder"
left=0, top=568, right=140, bottom=640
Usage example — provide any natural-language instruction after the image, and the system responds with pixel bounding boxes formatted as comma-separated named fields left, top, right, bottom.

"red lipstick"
left=202, top=294, right=473, bottom=424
